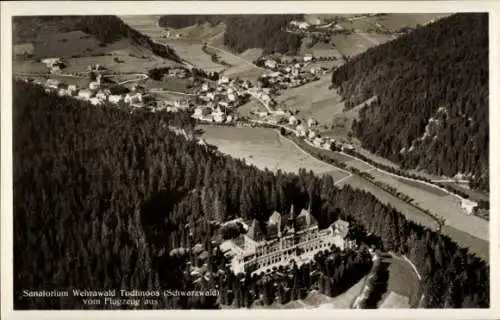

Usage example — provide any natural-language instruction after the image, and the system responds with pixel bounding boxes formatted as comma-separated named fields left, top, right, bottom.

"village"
left=19, top=48, right=358, bottom=157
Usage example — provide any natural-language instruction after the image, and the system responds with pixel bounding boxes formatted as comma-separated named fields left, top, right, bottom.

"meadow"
left=200, top=125, right=349, bottom=181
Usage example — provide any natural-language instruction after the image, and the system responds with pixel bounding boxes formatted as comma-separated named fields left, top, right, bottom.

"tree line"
left=13, top=80, right=488, bottom=309
left=331, top=13, right=489, bottom=193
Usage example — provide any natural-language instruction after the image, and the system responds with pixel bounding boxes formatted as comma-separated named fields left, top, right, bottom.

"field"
left=330, top=33, right=392, bottom=57
left=276, top=75, right=344, bottom=126
left=236, top=99, right=266, bottom=117
left=200, top=125, right=349, bottom=181
left=375, top=13, right=452, bottom=31
left=31, top=31, right=104, bottom=59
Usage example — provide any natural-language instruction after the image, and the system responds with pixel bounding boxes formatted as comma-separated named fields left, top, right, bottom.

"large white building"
left=220, top=206, right=352, bottom=275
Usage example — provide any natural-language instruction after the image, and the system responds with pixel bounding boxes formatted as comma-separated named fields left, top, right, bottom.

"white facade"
left=108, top=95, right=123, bottom=104
left=220, top=208, right=351, bottom=275
left=303, top=54, right=313, bottom=62
left=78, top=89, right=93, bottom=100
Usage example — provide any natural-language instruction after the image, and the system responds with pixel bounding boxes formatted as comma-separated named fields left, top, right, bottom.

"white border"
left=1, top=2, right=499, bottom=320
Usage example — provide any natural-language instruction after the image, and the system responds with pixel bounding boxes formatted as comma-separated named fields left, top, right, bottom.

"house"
left=342, top=144, right=355, bottom=152
left=265, top=59, right=277, bottom=70
left=274, top=109, right=286, bottom=116
left=228, top=93, right=236, bottom=102
left=226, top=115, right=233, bottom=123
left=296, top=124, right=307, bottom=137
left=212, top=109, right=226, bottom=123
left=289, top=115, right=299, bottom=125
left=89, top=81, right=100, bottom=91
left=307, top=118, right=318, bottom=127
left=57, top=89, right=69, bottom=97
left=78, top=89, right=93, bottom=100
left=124, top=93, right=143, bottom=105
left=67, top=85, right=77, bottom=93
left=193, top=107, right=212, bottom=119
left=290, top=21, right=311, bottom=30
left=218, top=76, right=230, bottom=85
left=313, top=137, right=324, bottom=147
left=201, top=83, right=209, bottom=92
left=41, top=57, right=62, bottom=68
left=108, top=95, right=123, bottom=104
left=89, top=97, right=102, bottom=106
left=207, top=92, right=215, bottom=101
left=461, top=199, right=478, bottom=215
left=45, top=79, right=60, bottom=89
left=96, top=91, right=107, bottom=101
left=303, top=54, right=313, bottom=62
left=308, top=130, right=317, bottom=140
left=268, top=71, right=281, bottom=78
left=219, top=206, right=351, bottom=274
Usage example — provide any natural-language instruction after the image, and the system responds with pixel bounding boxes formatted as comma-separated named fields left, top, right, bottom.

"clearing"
left=200, top=125, right=349, bottom=181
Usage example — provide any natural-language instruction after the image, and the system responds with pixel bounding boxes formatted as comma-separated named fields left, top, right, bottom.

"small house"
left=108, top=95, right=123, bottom=104
left=307, top=118, right=318, bottom=127
left=265, top=60, right=277, bottom=70
left=78, top=89, right=93, bottom=100
left=89, top=97, right=102, bottom=106
left=303, top=54, right=313, bottom=62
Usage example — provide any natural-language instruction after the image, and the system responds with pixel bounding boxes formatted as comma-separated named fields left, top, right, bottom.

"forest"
left=158, top=15, right=303, bottom=54
left=331, top=13, right=489, bottom=192
left=13, top=80, right=488, bottom=309
left=12, top=15, right=181, bottom=62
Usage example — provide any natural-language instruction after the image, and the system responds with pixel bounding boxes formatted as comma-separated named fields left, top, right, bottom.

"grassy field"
left=375, top=13, right=452, bottom=31
left=330, top=33, right=391, bottom=58
left=276, top=75, right=344, bottom=125
left=200, top=125, right=349, bottom=181
left=31, top=31, right=104, bottom=59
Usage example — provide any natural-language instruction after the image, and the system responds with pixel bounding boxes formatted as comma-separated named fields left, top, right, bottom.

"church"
left=220, top=205, right=353, bottom=274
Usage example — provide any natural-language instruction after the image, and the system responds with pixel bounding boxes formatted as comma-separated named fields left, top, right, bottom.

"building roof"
left=246, top=219, right=265, bottom=241
left=268, top=211, right=282, bottom=225
left=296, top=209, right=318, bottom=229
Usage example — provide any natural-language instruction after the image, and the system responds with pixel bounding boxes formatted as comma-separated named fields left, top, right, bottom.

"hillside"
left=158, top=15, right=303, bottom=54
left=13, top=15, right=181, bottom=62
left=331, top=13, right=488, bottom=192
left=13, top=79, right=488, bottom=309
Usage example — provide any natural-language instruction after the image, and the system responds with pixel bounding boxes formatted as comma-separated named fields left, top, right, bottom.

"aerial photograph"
left=11, top=12, right=489, bottom=310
